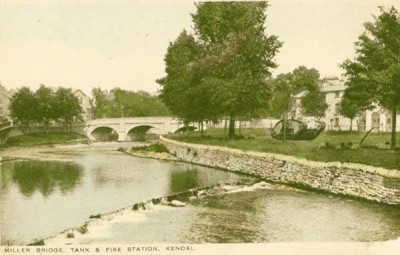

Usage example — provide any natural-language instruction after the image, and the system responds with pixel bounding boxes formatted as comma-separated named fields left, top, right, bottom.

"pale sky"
left=0, top=0, right=399, bottom=95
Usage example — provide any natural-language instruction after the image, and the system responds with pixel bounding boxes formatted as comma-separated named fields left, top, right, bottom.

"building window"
left=371, top=112, right=380, bottom=129
left=334, top=118, right=339, bottom=127
left=335, top=91, right=340, bottom=98
left=334, top=103, right=340, bottom=116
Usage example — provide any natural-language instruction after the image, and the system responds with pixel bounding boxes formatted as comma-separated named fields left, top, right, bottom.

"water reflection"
left=4, top=161, right=83, bottom=197
left=170, top=171, right=198, bottom=193
left=187, top=192, right=264, bottom=243
left=0, top=153, right=253, bottom=245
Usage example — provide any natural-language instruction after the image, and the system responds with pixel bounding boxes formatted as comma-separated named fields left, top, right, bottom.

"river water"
left=1, top=143, right=400, bottom=245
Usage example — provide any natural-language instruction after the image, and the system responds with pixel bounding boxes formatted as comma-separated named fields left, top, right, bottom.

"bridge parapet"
left=86, top=117, right=183, bottom=141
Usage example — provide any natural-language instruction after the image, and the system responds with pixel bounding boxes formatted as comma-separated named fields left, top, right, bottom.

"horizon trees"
left=91, top=88, right=170, bottom=119
left=158, top=2, right=282, bottom=138
left=341, top=6, right=400, bottom=149
left=10, top=85, right=82, bottom=131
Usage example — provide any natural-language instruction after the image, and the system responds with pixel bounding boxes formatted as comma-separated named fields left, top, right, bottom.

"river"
left=1, top=142, right=400, bottom=245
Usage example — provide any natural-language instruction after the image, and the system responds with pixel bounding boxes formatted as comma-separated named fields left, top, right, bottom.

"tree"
left=92, top=88, right=111, bottom=118
left=35, top=84, right=56, bottom=126
left=10, top=86, right=83, bottom=132
left=157, top=30, right=217, bottom=130
left=339, top=84, right=374, bottom=133
left=10, top=87, right=37, bottom=128
left=268, top=66, right=327, bottom=118
left=191, top=2, right=282, bottom=137
left=54, top=87, right=82, bottom=131
left=339, top=96, right=359, bottom=133
left=341, top=6, right=400, bottom=149
left=92, top=87, right=170, bottom=119
left=301, top=89, right=328, bottom=118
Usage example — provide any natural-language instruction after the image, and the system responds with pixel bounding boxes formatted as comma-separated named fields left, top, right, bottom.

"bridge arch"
left=88, top=126, right=119, bottom=141
left=125, top=125, right=163, bottom=141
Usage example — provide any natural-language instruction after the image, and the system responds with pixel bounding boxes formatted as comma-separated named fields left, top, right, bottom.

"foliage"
left=268, top=66, right=327, bottom=118
left=158, top=2, right=282, bottom=138
left=341, top=6, right=400, bottom=149
left=131, top=143, right=169, bottom=153
left=157, top=30, right=212, bottom=124
left=54, top=87, right=83, bottom=130
left=301, top=89, right=328, bottom=117
left=91, top=87, right=170, bottom=119
left=10, top=85, right=82, bottom=130
left=10, top=87, right=38, bottom=126
left=35, top=85, right=55, bottom=124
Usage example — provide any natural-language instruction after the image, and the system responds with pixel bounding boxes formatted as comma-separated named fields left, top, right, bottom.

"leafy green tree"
left=340, top=84, right=375, bottom=133
left=10, top=87, right=38, bottom=128
left=191, top=2, right=282, bottom=137
left=301, top=89, right=328, bottom=118
left=267, top=74, right=292, bottom=118
left=157, top=30, right=212, bottom=127
left=92, top=87, right=170, bottom=119
left=54, top=87, right=82, bottom=131
left=92, top=88, right=111, bottom=118
left=35, top=84, right=56, bottom=126
left=268, top=66, right=327, bottom=118
left=10, top=86, right=83, bottom=132
left=341, top=6, right=400, bottom=149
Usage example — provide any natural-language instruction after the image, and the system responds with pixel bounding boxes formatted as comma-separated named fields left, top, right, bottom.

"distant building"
left=0, top=83, right=12, bottom=120
left=73, top=89, right=92, bottom=121
left=290, top=77, right=400, bottom=131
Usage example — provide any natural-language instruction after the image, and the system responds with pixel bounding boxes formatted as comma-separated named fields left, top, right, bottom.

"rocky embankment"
left=160, top=136, right=400, bottom=205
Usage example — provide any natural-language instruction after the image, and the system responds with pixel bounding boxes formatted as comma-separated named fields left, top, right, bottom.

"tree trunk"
left=200, top=121, right=204, bottom=135
left=228, top=116, right=235, bottom=139
left=350, top=118, right=353, bottom=134
left=224, top=118, right=227, bottom=142
left=391, top=106, right=397, bottom=150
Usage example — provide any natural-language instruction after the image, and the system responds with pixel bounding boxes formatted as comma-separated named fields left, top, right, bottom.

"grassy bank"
left=167, top=128, right=400, bottom=170
left=0, top=132, right=88, bottom=148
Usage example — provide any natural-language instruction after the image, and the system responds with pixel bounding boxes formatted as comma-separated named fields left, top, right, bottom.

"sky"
left=0, top=0, right=399, bottom=95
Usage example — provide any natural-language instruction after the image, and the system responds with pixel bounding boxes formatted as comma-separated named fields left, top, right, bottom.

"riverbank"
left=160, top=136, right=400, bottom=205
left=121, top=143, right=180, bottom=161
left=0, top=132, right=88, bottom=148
left=167, top=128, right=400, bottom=170
left=0, top=140, right=153, bottom=162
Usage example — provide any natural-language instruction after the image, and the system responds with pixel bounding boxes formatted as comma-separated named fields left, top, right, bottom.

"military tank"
left=271, top=119, right=325, bottom=140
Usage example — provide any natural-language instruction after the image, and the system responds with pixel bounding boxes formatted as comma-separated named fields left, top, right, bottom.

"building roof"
left=292, top=90, right=309, bottom=99
left=291, top=78, right=347, bottom=99
left=73, top=89, right=90, bottom=98
left=320, top=79, right=347, bottom=92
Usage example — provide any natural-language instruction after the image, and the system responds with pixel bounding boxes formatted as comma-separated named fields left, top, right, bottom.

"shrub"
left=319, top=141, right=335, bottom=149
left=247, top=134, right=256, bottom=139
left=131, top=144, right=169, bottom=153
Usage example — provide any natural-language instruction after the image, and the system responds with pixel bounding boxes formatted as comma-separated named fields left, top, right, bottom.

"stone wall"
left=160, top=136, right=400, bottom=205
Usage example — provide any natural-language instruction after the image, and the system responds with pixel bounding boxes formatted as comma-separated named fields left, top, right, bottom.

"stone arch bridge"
left=84, top=117, right=189, bottom=141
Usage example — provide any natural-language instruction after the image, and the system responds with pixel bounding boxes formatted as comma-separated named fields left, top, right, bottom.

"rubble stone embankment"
left=160, top=136, right=400, bottom=205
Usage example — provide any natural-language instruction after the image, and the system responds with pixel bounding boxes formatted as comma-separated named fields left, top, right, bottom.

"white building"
left=0, top=83, right=12, bottom=120
left=73, top=89, right=92, bottom=121
left=291, top=77, right=400, bottom=132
